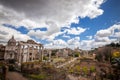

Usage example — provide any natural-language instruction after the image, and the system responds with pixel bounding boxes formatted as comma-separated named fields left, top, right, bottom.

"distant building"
left=56, top=48, right=71, bottom=58
left=4, top=36, right=44, bottom=65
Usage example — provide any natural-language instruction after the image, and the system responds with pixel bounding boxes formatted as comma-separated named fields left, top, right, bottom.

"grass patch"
left=29, top=74, right=46, bottom=80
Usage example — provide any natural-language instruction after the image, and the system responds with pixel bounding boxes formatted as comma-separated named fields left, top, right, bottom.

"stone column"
left=32, top=45, right=34, bottom=62
left=39, top=45, right=44, bottom=61
left=4, top=49, right=7, bottom=60
left=17, top=44, right=21, bottom=65
left=42, top=46, right=44, bottom=61
left=27, top=45, right=29, bottom=62
left=49, top=50, right=51, bottom=62
left=19, top=45, right=22, bottom=64
left=21, top=45, right=24, bottom=63
left=39, top=46, right=41, bottom=61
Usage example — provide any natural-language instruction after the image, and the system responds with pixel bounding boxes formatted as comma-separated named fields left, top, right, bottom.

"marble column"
left=27, top=45, right=29, bottom=62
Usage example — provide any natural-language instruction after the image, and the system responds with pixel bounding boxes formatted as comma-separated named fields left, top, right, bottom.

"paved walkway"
left=6, top=72, right=28, bottom=80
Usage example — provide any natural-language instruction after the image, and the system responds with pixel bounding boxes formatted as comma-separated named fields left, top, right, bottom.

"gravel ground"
left=6, top=72, right=28, bottom=80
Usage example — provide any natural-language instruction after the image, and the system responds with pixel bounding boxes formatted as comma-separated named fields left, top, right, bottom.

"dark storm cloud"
left=0, top=0, right=46, bottom=10
left=0, top=31, right=8, bottom=35
left=0, top=0, right=104, bottom=23
left=0, top=0, right=48, bottom=17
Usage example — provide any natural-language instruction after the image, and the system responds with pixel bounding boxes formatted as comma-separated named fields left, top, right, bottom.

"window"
left=29, top=53, right=32, bottom=55
left=29, top=57, right=32, bottom=61
left=10, top=53, right=12, bottom=58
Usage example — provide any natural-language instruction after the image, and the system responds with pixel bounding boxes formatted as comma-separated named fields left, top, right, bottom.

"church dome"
left=8, top=36, right=16, bottom=46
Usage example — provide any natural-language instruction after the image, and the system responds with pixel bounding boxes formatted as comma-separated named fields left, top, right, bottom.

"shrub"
left=43, top=56, right=48, bottom=60
left=29, top=74, right=46, bottom=80
left=112, top=51, right=120, bottom=58
left=90, top=66, right=96, bottom=72
left=82, top=66, right=88, bottom=75
left=74, top=65, right=80, bottom=72
left=68, top=68, right=74, bottom=74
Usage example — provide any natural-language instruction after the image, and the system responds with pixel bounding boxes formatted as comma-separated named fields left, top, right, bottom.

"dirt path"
left=67, top=74, right=91, bottom=80
left=6, top=72, right=28, bottom=80
left=56, top=58, right=77, bottom=68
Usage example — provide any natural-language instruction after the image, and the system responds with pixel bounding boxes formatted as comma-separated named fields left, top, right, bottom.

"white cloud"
left=0, top=0, right=104, bottom=40
left=44, top=39, right=67, bottom=49
left=28, top=30, right=46, bottom=39
left=62, top=34, right=70, bottom=39
left=95, top=36, right=110, bottom=42
left=89, top=24, right=120, bottom=49
left=0, top=0, right=107, bottom=49
left=28, top=27, right=86, bottom=41
left=53, top=39, right=67, bottom=46
left=95, top=24, right=120, bottom=41
left=67, top=37, right=80, bottom=44
left=28, top=29, right=64, bottom=41
left=0, top=5, right=47, bottom=29
left=78, top=24, right=120, bottom=50
left=35, top=23, right=120, bottom=50
left=93, top=42, right=109, bottom=48
left=66, top=27, right=87, bottom=35
left=45, top=37, right=81, bottom=49
left=86, top=36, right=93, bottom=39
left=80, top=39, right=94, bottom=50
left=96, top=29, right=111, bottom=37
left=80, top=39, right=111, bottom=50
left=67, top=37, right=80, bottom=49
left=114, top=32, right=120, bottom=38
left=109, top=24, right=120, bottom=38
left=0, top=25, right=31, bottom=44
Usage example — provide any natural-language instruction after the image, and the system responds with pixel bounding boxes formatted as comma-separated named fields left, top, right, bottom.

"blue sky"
left=0, top=0, right=120, bottom=50
left=72, top=0, right=120, bottom=40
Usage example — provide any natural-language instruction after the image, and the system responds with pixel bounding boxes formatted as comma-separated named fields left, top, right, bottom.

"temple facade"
left=4, top=36, right=44, bottom=65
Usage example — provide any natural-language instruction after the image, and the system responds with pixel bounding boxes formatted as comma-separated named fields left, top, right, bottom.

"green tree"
left=74, top=52, right=80, bottom=57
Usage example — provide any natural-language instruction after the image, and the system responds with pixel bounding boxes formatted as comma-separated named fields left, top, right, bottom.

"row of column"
left=18, top=44, right=44, bottom=64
